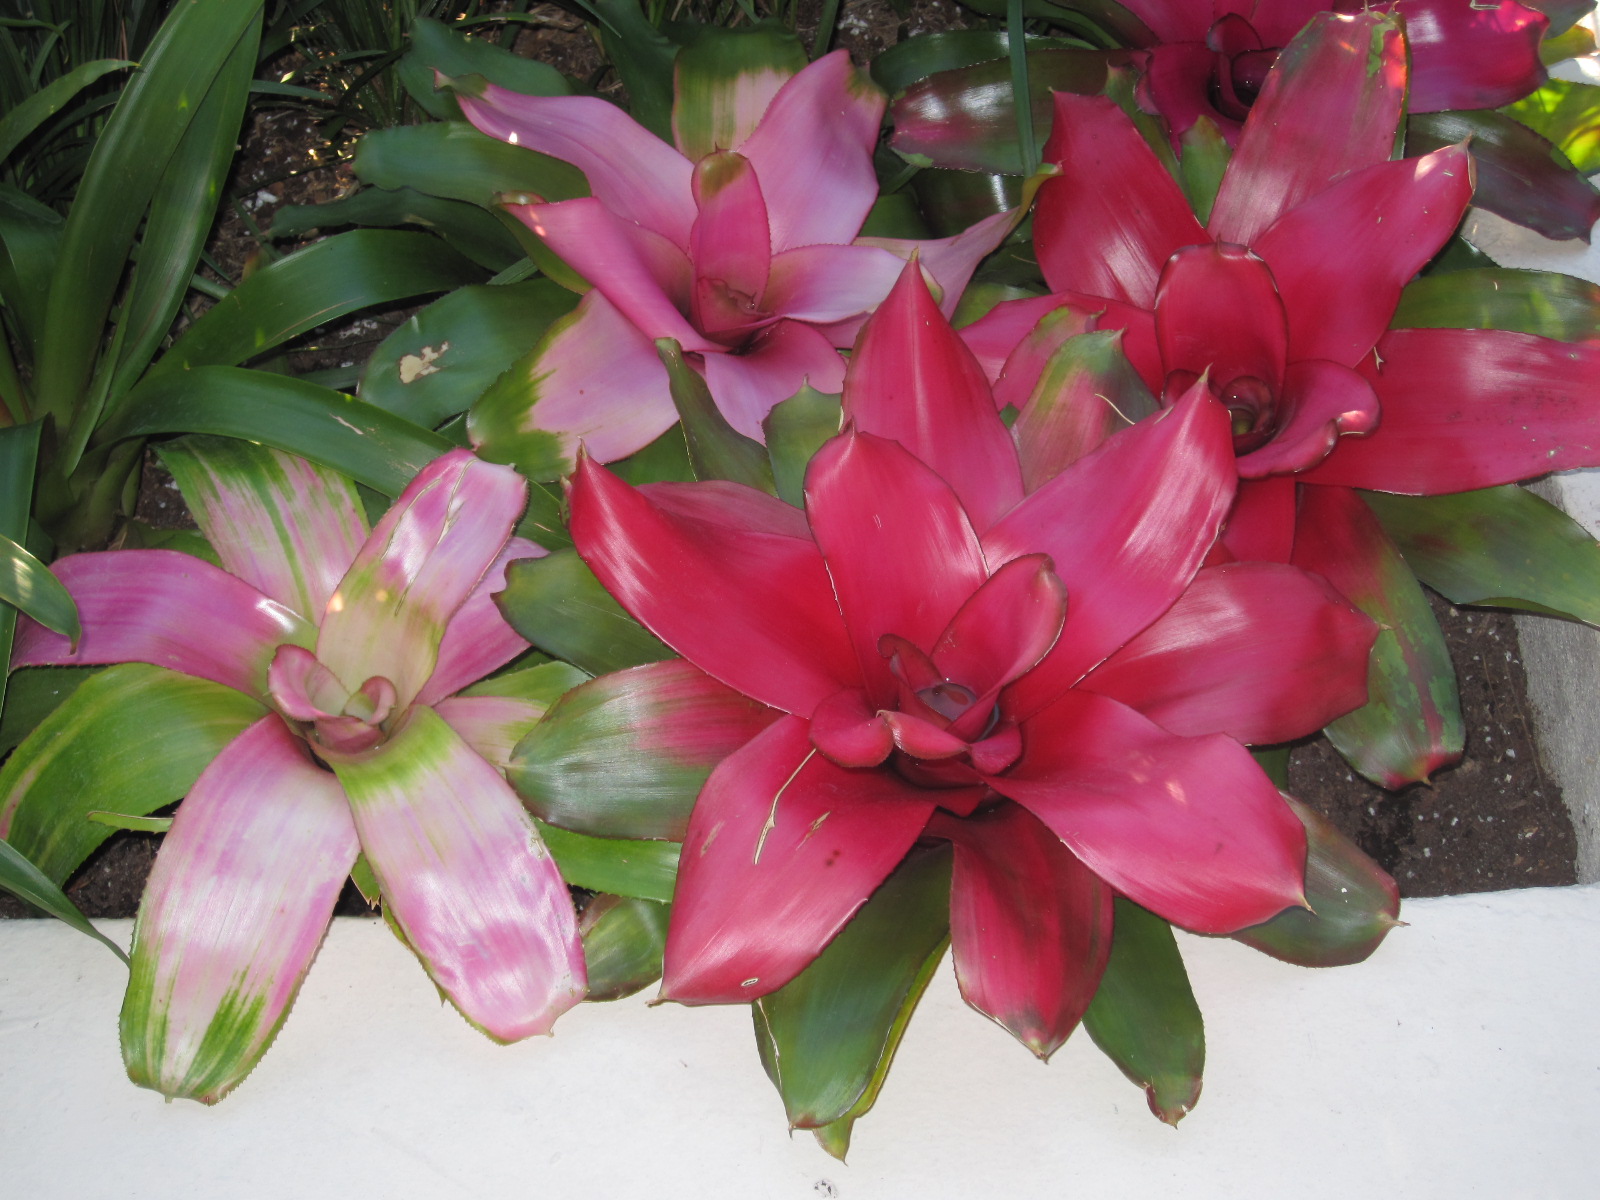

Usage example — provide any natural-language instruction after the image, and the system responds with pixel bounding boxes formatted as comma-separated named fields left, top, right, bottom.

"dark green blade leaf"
left=909, top=168, right=1023, bottom=237
left=0, top=421, right=42, bottom=717
left=580, top=893, right=670, bottom=1001
left=583, top=0, right=678, bottom=141
left=658, top=338, right=775, bottom=492
left=495, top=549, right=673, bottom=676
left=0, top=664, right=265, bottom=884
left=104, top=19, right=259, bottom=408
left=890, top=49, right=1113, bottom=175
left=955, top=0, right=1153, bottom=46
left=0, top=838, right=129, bottom=964
left=1506, top=79, right=1600, bottom=174
left=353, top=121, right=588, bottom=209
left=398, top=15, right=572, bottom=121
left=1408, top=109, right=1600, bottom=242
left=1364, top=485, right=1600, bottom=625
left=270, top=186, right=524, bottom=271
left=0, top=531, right=79, bottom=642
left=873, top=30, right=1079, bottom=95
left=763, top=386, right=842, bottom=507
left=0, top=666, right=95, bottom=757
left=359, top=280, right=578, bottom=427
left=753, top=845, right=951, bottom=1142
left=0, top=59, right=132, bottom=165
left=509, top=660, right=775, bottom=841
left=102, top=367, right=451, bottom=498
left=1232, top=794, right=1401, bottom=967
left=0, top=185, right=66, bottom=364
left=31, top=0, right=266, bottom=427
left=1293, top=485, right=1464, bottom=790
left=534, top=819, right=679, bottom=902
left=1393, top=268, right=1600, bottom=341
left=156, top=231, right=484, bottom=374
left=86, top=812, right=174, bottom=833
left=1083, top=898, right=1204, bottom=1126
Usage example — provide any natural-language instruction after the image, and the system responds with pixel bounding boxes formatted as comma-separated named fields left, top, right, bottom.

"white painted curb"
left=3, top=890, right=1598, bottom=1200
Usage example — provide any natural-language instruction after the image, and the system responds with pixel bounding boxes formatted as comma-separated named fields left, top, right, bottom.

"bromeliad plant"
left=959, top=9, right=1600, bottom=788
left=506, top=261, right=1398, bottom=1151
left=453, top=27, right=1021, bottom=478
left=1, top=440, right=586, bottom=1101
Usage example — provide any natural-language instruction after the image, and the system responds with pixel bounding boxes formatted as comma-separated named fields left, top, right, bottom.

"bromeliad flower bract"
left=564, top=261, right=1382, bottom=1066
left=457, top=40, right=1013, bottom=477
left=2, top=443, right=584, bottom=1102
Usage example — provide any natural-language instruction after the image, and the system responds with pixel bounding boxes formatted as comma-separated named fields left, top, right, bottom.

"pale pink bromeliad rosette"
left=6, top=444, right=584, bottom=1102
left=457, top=48, right=1018, bottom=473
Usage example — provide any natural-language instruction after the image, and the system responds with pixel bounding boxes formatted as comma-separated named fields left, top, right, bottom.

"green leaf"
left=1083, top=898, right=1204, bottom=1126
left=533, top=819, right=679, bottom=902
left=909, top=168, right=1023, bottom=238
left=353, top=121, right=587, bottom=209
left=609, top=425, right=697, bottom=486
left=102, top=367, right=452, bottom=499
left=954, top=0, right=1153, bottom=47
left=0, top=59, right=132, bottom=167
left=1177, top=116, right=1229, bottom=226
left=271, top=186, right=525, bottom=271
left=0, top=184, right=65, bottom=364
left=0, top=421, right=43, bottom=717
left=495, top=549, right=673, bottom=677
left=86, top=812, right=175, bottom=833
left=398, top=16, right=572, bottom=122
left=762, top=386, right=842, bottom=507
left=0, top=838, right=129, bottom=965
left=1364, top=485, right=1600, bottom=625
left=1232, top=794, right=1401, bottom=968
left=1294, top=487, right=1463, bottom=790
left=0, top=530, right=79, bottom=643
left=670, top=22, right=807, bottom=161
left=155, top=231, right=484, bottom=374
left=753, top=845, right=950, bottom=1145
left=508, top=660, right=774, bottom=841
left=1392, top=268, right=1600, bottom=342
left=0, top=664, right=266, bottom=884
left=359, top=280, right=578, bottom=427
left=0, top=666, right=95, bottom=757
left=582, top=0, right=679, bottom=141
left=31, top=0, right=267, bottom=427
left=461, top=660, right=590, bottom=705
left=579, top=894, right=670, bottom=1001
left=1506, top=79, right=1600, bottom=174
left=658, top=338, right=775, bottom=492
left=872, top=30, right=1079, bottom=95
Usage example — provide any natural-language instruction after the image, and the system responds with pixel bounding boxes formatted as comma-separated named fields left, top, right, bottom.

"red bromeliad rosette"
left=961, top=9, right=1600, bottom=786
left=562, top=261, right=1385, bottom=1097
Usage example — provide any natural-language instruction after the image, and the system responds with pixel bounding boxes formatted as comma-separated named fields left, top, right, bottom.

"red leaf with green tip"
left=121, top=716, right=358, bottom=1104
left=661, top=716, right=942, bottom=1005
left=1292, top=484, right=1463, bottom=788
left=1233, top=793, right=1400, bottom=967
left=508, top=659, right=779, bottom=841
left=1083, top=897, right=1204, bottom=1126
left=1209, top=12, right=1406, bottom=247
left=938, top=803, right=1112, bottom=1060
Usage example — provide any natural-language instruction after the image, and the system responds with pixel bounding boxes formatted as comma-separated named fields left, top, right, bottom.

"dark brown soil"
left=0, top=0, right=1579, bottom=922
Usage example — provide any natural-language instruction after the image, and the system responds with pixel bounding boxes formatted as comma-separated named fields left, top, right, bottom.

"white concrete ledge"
left=3, top=890, right=1597, bottom=1199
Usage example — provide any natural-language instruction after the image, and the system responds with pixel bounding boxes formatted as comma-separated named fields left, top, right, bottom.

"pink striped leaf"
left=416, top=536, right=543, bottom=707
left=11, top=550, right=314, bottom=700
left=157, top=436, right=368, bottom=619
left=330, top=705, right=586, bottom=1041
left=121, top=716, right=358, bottom=1103
left=317, top=450, right=524, bottom=711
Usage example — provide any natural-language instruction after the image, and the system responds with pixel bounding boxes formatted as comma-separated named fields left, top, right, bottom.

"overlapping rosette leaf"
left=515, top=260, right=1393, bottom=1149
left=0, top=442, right=585, bottom=1102
left=454, top=30, right=1019, bottom=479
left=890, top=1, right=1599, bottom=239
left=961, top=9, right=1600, bottom=787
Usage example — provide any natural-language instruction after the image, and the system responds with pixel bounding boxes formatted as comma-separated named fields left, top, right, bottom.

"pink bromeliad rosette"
left=3, top=444, right=584, bottom=1102
left=562, top=259, right=1385, bottom=1090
